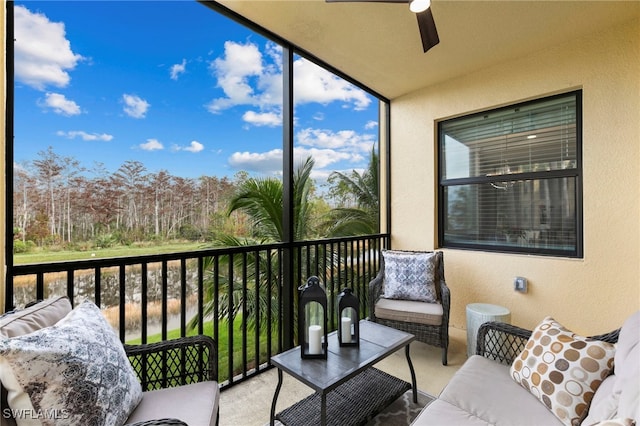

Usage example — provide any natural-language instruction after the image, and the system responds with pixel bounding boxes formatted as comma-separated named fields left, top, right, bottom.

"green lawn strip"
left=126, top=317, right=278, bottom=383
left=14, top=242, right=204, bottom=264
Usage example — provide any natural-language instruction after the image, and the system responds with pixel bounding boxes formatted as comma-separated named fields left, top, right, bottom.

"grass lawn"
left=14, top=241, right=205, bottom=264
left=127, top=317, right=279, bottom=383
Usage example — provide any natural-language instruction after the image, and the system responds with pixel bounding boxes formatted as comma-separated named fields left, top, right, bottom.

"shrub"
left=95, top=233, right=117, bottom=248
left=13, top=240, right=35, bottom=254
left=179, top=224, right=202, bottom=241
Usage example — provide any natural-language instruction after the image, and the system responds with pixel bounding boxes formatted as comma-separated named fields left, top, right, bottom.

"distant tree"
left=112, top=160, right=147, bottom=234
left=14, top=164, right=35, bottom=244
left=324, top=148, right=379, bottom=236
left=149, top=170, right=171, bottom=237
left=86, top=162, right=121, bottom=236
left=32, top=147, right=65, bottom=237
left=197, top=175, right=234, bottom=236
left=32, top=147, right=83, bottom=242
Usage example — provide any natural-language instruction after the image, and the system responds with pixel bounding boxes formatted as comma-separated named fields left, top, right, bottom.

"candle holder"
left=298, top=276, right=328, bottom=359
left=337, top=288, right=359, bottom=347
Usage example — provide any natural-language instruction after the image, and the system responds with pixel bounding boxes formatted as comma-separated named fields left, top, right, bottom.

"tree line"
left=13, top=146, right=249, bottom=251
left=13, top=147, right=379, bottom=253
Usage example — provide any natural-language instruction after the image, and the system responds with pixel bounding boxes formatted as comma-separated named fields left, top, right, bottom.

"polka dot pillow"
left=510, top=317, right=615, bottom=426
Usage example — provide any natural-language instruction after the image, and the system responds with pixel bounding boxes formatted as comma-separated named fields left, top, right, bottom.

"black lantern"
left=337, top=288, right=360, bottom=347
left=298, top=276, right=328, bottom=359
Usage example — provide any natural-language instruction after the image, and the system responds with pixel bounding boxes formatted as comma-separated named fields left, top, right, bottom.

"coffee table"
left=270, top=320, right=417, bottom=426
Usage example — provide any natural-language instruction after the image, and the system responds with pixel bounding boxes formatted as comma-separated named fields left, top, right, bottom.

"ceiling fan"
left=326, top=0, right=439, bottom=53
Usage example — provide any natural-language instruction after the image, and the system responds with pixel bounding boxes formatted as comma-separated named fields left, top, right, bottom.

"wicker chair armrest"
left=476, top=321, right=621, bottom=366
left=125, top=335, right=217, bottom=391
left=439, top=279, right=450, bottom=310
left=439, top=278, right=450, bottom=322
left=368, top=268, right=384, bottom=320
left=126, top=419, right=188, bottom=426
left=589, top=328, right=620, bottom=344
left=476, top=321, right=532, bottom=365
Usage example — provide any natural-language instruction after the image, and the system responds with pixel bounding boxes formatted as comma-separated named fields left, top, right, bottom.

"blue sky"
left=14, top=1, right=379, bottom=183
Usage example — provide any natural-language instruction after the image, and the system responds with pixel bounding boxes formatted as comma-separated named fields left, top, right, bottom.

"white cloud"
left=242, top=110, right=281, bottom=127
left=184, top=141, right=204, bottom=153
left=170, top=59, right=187, bottom=80
left=207, top=41, right=265, bottom=113
left=57, top=130, right=113, bottom=141
left=140, top=139, right=163, bottom=151
left=365, top=120, right=378, bottom=129
left=40, top=93, right=81, bottom=116
left=123, top=94, right=150, bottom=118
left=293, top=147, right=354, bottom=169
left=297, top=128, right=375, bottom=153
left=206, top=40, right=370, bottom=123
left=293, top=60, right=370, bottom=111
left=228, top=149, right=283, bottom=175
left=227, top=126, right=375, bottom=177
left=227, top=146, right=362, bottom=176
left=171, top=140, right=205, bottom=153
left=14, top=5, right=84, bottom=90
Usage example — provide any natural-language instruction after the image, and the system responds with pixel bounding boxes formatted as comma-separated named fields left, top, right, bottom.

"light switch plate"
left=514, top=277, right=528, bottom=293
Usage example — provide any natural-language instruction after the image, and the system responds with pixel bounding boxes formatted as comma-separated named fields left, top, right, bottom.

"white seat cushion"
left=125, top=381, right=219, bottom=426
left=411, top=398, right=490, bottom=425
left=439, top=355, right=562, bottom=426
left=374, top=298, right=442, bottom=326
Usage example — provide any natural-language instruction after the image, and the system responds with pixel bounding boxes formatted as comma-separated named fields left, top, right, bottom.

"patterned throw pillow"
left=0, top=301, right=143, bottom=426
left=382, top=250, right=438, bottom=303
left=510, top=317, right=616, bottom=426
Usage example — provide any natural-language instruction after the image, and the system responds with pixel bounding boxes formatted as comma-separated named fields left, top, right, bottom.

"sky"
left=13, top=1, right=379, bottom=184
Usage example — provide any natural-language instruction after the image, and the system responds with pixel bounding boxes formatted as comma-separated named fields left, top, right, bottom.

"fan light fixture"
left=326, top=0, right=439, bottom=53
left=409, top=0, right=431, bottom=13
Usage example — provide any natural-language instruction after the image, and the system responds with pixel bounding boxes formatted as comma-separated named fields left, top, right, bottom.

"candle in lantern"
left=308, top=325, right=322, bottom=354
left=341, top=317, right=352, bottom=343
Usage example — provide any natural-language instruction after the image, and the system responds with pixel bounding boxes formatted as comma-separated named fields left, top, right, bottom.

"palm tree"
left=325, top=148, right=379, bottom=236
left=189, top=157, right=318, bottom=332
left=227, top=156, right=316, bottom=242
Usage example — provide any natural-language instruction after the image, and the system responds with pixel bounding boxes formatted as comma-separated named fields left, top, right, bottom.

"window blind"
left=438, top=91, right=582, bottom=257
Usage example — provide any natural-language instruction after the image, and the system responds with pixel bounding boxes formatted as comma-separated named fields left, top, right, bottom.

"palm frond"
left=325, top=149, right=379, bottom=237
left=228, top=178, right=284, bottom=241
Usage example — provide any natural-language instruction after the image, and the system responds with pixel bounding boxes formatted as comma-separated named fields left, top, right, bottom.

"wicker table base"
left=276, top=367, right=410, bottom=426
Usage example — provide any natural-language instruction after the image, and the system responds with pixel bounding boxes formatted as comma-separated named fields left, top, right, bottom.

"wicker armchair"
left=0, top=297, right=218, bottom=426
left=368, top=251, right=450, bottom=365
left=124, top=335, right=219, bottom=425
left=475, top=321, right=621, bottom=365
left=125, top=335, right=217, bottom=391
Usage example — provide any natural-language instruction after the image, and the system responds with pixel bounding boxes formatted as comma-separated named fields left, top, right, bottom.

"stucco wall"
left=390, top=18, right=640, bottom=334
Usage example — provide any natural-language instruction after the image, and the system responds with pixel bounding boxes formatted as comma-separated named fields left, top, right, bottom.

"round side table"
left=466, top=303, right=511, bottom=357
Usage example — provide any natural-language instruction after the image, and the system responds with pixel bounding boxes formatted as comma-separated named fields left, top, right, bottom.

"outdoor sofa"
left=412, top=310, right=639, bottom=426
left=0, top=296, right=219, bottom=426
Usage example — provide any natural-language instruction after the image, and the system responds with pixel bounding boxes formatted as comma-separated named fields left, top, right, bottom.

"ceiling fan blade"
left=416, top=8, right=439, bottom=53
left=326, top=0, right=439, bottom=53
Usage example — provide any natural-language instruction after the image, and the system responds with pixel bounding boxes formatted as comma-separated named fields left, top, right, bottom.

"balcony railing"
left=7, top=234, right=388, bottom=390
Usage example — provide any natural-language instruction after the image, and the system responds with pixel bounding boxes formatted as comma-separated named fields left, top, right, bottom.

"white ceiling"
left=215, top=0, right=639, bottom=100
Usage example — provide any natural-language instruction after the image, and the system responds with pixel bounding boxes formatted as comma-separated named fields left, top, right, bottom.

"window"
left=438, top=91, right=582, bottom=257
